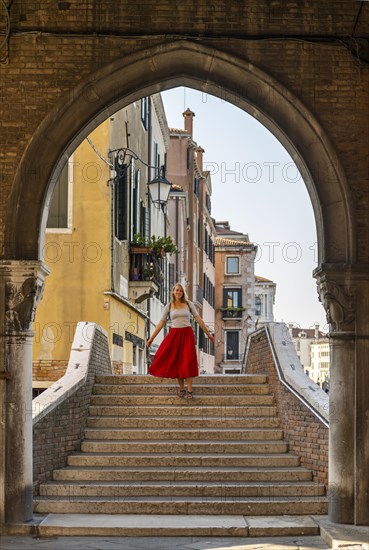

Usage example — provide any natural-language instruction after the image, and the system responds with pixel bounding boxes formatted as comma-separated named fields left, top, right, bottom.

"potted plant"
left=130, top=234, right=150, bottom=254
left=149, top=235, right=178, bottom=256
left=131, top=234, right=178, bottom=256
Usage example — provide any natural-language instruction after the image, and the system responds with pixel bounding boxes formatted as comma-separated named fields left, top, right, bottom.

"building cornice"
left=104, top=291, right=150, bottom=319
left=152, top=94, right=171, bottom=150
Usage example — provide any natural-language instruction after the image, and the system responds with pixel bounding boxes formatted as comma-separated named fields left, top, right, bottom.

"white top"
left=160, top=301, right=199, bottom=328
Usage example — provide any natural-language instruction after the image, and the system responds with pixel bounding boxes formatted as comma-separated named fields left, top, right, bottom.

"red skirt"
left=149, top=326, right=198, bottom=379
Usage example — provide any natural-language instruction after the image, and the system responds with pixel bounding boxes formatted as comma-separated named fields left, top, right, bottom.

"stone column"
left=354, top=278, right=369, bottom=526
left=0, top=261, right=49, bottom=524
left=316, top=270, right=356, bottom=524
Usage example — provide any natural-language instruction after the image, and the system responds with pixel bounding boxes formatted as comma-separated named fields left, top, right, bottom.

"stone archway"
left=2, top=40, right=366, bottom=526
left=5, top=40, right=355, bottom=264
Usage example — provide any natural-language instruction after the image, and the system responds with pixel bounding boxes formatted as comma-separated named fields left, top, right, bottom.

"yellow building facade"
left=32, top=98, right=170, bottom=389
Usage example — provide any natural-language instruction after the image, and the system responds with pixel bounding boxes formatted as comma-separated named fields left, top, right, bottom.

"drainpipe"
left=175, top=196, right=179, bottom=280
left=146, top=97, right=152, bottom=364
left=108, top=153, right=116, bottom=294
left=110, top=184, right=115, bottom=298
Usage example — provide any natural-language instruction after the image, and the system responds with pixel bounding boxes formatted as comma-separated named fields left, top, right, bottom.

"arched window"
left=255, top=295, right=262, bottom=317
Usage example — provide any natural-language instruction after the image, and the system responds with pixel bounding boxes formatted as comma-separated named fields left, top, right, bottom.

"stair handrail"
left=243, top=322, right=329, bottom=427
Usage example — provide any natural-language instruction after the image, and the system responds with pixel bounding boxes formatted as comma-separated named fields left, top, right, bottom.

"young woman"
left=146, top=283, right=215, bottom=399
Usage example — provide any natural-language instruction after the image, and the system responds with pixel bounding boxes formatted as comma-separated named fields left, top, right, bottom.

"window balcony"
left=128, top=280, right=159, bottom=304
left=129, top=249, right=164, bottom=302
left=219, top=307, right=245, bottom=320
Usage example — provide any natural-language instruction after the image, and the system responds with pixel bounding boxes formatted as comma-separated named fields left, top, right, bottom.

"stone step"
left=88, top=405, right=278, bottom=417
left=86, top=415, right=281, bottom=429
left=36, top=513, right=321, bottom=538
left=83, top=427, right=284, bottom=441
left=40, top=480, right=326, bottom=498
left=53, top=466, right=313, bottom=482
left=80, top=440, right=289, bottom=454
left=89, top=394, right=275, bottom=406
left=95, top=374, right=268, bottom=385
left=33, top=495, right=328, bottom=516
left=93, top=383, right=272, bottom=395
left=35, top=372, right=327, bottom=525
left=67, top=453, right=301, bottom=468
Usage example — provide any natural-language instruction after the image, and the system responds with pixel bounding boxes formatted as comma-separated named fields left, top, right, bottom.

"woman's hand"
left=208, top=333, right=215, bottom=343
left=146, top=337, right=154, bottom=348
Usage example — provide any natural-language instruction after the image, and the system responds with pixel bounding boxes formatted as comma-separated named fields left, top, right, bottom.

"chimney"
left=196, top=146, right=205, bottom=172
left=314, top=322, right=319, bottom=339
left=183, top=108, right=195, bottom=136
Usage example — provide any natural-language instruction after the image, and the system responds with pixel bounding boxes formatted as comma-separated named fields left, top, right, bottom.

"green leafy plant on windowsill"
left=219, top=306, right=245, bottom=318
left=131, top=234, right=178, bottom=256
left=132, top=234, right=147, bottom=247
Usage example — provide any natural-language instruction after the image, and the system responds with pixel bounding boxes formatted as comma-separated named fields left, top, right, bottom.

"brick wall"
left=0, top=1, right=368, bottom=262
left=32, top=326, right=112, bottom=494
left=32, top=360, right=68, bottom=382
left=246, top=330, right=328, bottom=485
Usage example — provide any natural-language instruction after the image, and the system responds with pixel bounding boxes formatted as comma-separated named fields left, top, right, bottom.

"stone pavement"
left=0, top=535, right=331, bottom=550
left=1, top=516, right=368, bottom=550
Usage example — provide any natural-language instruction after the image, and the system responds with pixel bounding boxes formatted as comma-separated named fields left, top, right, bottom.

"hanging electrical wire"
left=86, top=137, right=114, bottom=169
left=86, top=137, right=159, bottom=174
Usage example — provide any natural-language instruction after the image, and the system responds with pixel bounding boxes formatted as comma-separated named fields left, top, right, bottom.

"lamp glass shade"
left=148, top=176, right=172, bottom=205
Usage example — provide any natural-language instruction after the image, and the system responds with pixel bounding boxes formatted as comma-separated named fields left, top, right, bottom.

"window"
left=225, top=331, right=239, bottom=360
left=204, top=228, right=214, bottom=264
left=130, top=162, right=141, bottom=241
left=197, top=218, right=202, bottom=248
left=141, top=204, right=149, bottom=238
left=226, top=256, right=239, bottom=274
left=224, top=288, right=242, bottom=309
left=223, top=288, right=242, bottom=318
left=141, top=97, right=149, bottom=130
left=200, top=330, right=215, bottom=356
left=255, top=296, right=262, bottom=316
left=115, top=161, right=128, bottom=241
left=203, top=274, right=215, bottom=308
left=194, top=177, right=200, bottom=198
left=205, top=192, right=211, bottom=214
left=153, top=142, right=159, bottom=176
left=47, top=161, right=69, bottom=229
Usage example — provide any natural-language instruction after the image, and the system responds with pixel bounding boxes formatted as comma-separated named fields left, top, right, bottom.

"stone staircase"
left=34, top=374, right=328, bottom=536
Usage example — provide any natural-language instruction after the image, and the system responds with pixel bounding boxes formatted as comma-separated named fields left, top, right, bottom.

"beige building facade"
left=33, top=95, right=170, bottom=389
left=214, top=222, right=257, bottom=374
left=166, top=110, right=216, bottom=372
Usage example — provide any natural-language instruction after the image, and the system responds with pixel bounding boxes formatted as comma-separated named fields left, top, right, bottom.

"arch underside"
left=5, top=40, right=355, bottom=266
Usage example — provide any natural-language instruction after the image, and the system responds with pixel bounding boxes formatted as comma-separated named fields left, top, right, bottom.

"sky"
left=161, top=87, right=328, bottom=332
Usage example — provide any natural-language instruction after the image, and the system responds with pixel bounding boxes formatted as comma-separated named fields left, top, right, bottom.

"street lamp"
left=110, top=148, right=172, bottom=208
left=148, top=167, right=172, bottom=208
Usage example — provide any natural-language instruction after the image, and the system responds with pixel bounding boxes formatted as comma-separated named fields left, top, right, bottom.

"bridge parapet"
left=243, top=322, right=328, bottom=485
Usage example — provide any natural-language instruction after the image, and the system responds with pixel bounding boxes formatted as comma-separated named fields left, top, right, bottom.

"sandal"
left=186, top=391, right=193, bottom=399
left=178, top=389, right=186, bottom=398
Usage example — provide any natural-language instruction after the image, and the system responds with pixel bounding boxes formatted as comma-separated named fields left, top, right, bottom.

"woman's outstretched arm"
left=194, top=315, right=215, bottom=343
left=146, top=320, right=165, bottom=347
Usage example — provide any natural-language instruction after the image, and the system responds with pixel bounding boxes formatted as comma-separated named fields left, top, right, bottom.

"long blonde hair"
left=171, top=283, right=189, bottom=304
